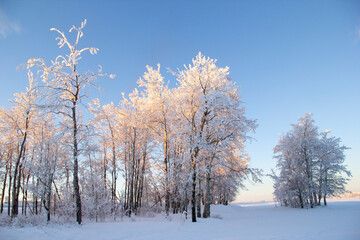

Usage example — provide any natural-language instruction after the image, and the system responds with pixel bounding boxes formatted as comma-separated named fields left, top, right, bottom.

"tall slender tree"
left=27, top=20, right=114, bottom=224
left=137, top=65, right=173, bottom=216
left=8, top=71, right=37, bottom=218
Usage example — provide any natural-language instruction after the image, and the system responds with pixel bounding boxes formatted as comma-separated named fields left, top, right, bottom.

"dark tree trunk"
left=124, top=146, right=128, bottom=211
left=163, top=137, right=170, bottom=216
left=0, top=162, right=8, bottom=214
left=34, top=177, right=39, bottom=215
left=7, top=174, right=11, bottom=216
left=190, top=146, right=200, bottom=223
left=111, top=142, right=117, bottom=215
left=203, top=167, right=212, bottom=218
left=72, top=102, right=82, bottom=224
left=304, top=148, right=314, bottom=208
left=43, top=182, right=51, bottom=222
left=133, top=155, right=139, bottom=214
left=197, top=178, right=201, bottom=218
left=7, top=156, right=13, bottom=216
left=12, top=115, right=29, bottom=218
left=299, top=190, right=304, bottom=209
left=22, top=172, right=25, bottom=215
left=44, top=174, right=53, bottom=222
left=103, top=147, right=107, bottom=188
left=65, top=167, right=70, bottom=191
left=128, top=129, right=136, bottom=216
left=12, top=164, right=23, bottom=217
left=137, top=150, right=146, bottom=210
left=24, top=175, right=30, bottom=215
left=191, top=167, right=197, bottom=222
left=313, top=192, right=319, bottom=206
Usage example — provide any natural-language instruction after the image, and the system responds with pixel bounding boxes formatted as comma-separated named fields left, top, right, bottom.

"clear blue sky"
left=1, top=0, right=359, bottom=202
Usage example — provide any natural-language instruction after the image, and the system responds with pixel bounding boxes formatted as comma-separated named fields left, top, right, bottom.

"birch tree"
left=26, top=20, right=114, bottom=224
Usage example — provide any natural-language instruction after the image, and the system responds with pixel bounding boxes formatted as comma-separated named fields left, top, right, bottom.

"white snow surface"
left=1, top=198, right=359, bottom=240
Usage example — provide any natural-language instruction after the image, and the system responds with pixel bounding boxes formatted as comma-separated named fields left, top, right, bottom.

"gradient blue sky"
left=1, top=0, right=359, bottom=202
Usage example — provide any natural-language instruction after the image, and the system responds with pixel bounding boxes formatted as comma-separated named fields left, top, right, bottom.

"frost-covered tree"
left=89, top=99, right=121, bottom=217
left=1, top=28, right=259, bottom=224
left=0, top=107, right=17, bottom=215
left=81, top=138, right=112, bottom=222
left=116, top=90, right=153, bottom=216
left=316, top=131, right=351, bottom=205
left=174, top=52, right=257, bottom=222
left=29, top=113, right=63, bottom=221
left=26, top=20, right=114, bottom=224
left=272, top=113, right=351, bottom=208
left=8, top=71, right=37, bottom=218
left=137, top=64, right=173, bottom=216
left=272, top=113, right=319, bottom=208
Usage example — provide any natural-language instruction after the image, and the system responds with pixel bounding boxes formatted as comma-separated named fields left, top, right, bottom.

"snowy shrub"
left=211, top=214, right=223, bottom=220
left=0, top=215, right=12, bottom=227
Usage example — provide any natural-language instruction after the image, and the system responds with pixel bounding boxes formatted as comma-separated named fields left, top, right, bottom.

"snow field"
left=1, top=199, right=359, bottom=240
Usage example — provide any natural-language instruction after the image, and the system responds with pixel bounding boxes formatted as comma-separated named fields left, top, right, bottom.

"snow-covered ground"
left=1, top=198, right=359, bottom=240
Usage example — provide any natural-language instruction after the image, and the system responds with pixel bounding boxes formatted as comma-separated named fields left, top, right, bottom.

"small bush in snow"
left=211, top=214, right=223, bottom=219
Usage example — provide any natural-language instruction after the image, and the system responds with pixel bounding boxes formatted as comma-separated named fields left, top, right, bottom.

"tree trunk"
left=128, top=129, right=136, bottom=216
left=72, top=103, right=82, bottom=224
left=203, top=167, right=212, bottom=218
left=191, top=166, right=197, bottom=222
left=299, top=190, right=304, bottom=208
left=22, top=172, right=25, bottom=215
left=137, top=150, right=146, bottom=209
left=103, top=147, right=107, bottom=188
left=190, top=146, right=200, bottom=223
left=197, top=178, right=201, bottom=218
left=7, top=156, right=13, bottom=216
left=53, top=193, right=56, bottom=217
left=111, top=142, right=117, bottom=216
left=0, top=162, right=8, bottom=214
left=34, top=177, right=39, bottom=215
left=323, top=171, right=328, bottom=207
left=43, top=177, right=52, bottom=222
left=12, top=164, right=23, bottom=217
left=106, top=116, right=116, bottom=217
left=313, top=192, right=318, bottom=206
left=12, top=115, right=29, bottom=218
left=65, top=167, right=70, bottom=191
left=163, top=138, right=170, bottom=216
left=7, top=174, right=11, bottom=216
left=183, top=183, right=189, bottom=219
left=133, top=155, right=139, bottom=214
left=24, top=175, right=30, bottom=215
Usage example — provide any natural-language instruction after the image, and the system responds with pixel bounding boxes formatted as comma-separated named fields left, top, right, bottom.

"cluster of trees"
left=0, top=20, right=259, bottom=224
left=271, top=113, right=351, bottom=208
